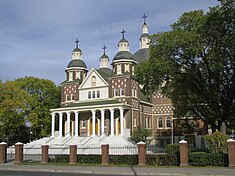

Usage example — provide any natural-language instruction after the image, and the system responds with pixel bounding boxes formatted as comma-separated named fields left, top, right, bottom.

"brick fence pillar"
left=0, top=142, right=7, bottom=163
left=227, top=139, right=235, bottom=167
left=179, top=140, right=188, bottom=166
left=69, top=144, right=77, bottom=164
left=41, top=144, right=49, bottom=163
left=137, top=141, right=146, bottom=166
left=15, top=142, right=23, bottom=163
left=101, top=144, right=109, bottom=165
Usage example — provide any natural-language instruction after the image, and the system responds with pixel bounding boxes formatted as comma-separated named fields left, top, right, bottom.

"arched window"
left=115, top=89, right=119, bottom=96
left=166, top=117, right=171, bottom=128
left=158, top=117, right=163, bottom=128
left=120, top=88, right=125, bottom=96
left=97, top=90, right=100, bottom=98
left=92, top=91, right=95, bottom=98
left=91, top=76, right=96, bottom=86
left=88, top=91, right=91, bottom=99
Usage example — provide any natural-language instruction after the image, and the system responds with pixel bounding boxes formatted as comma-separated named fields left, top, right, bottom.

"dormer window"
left=92, top=91, right=95, bottom=98
left=91, top=76, right=96, bottom=86
left=88, top=91, right=91, bottom=99
left=97, top=90, right=100, bottom=98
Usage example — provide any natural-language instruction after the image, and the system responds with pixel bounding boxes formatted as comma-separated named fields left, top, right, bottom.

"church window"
left=120, top=88, right=125, bottom=96
left=92, top=91, right=95, bottom=98
left=88, top=91, right=91, bottom=99
left=91, top=76, right=96, bottom=86
left=135, top=90, right=137, bottom=97
left=97, top=90, right=100, bottom=98
left=149, top=117, right=151, bottom=128
left=114, top=89, right=119, bottom=96
left=117, top=64, right=121, bottom=74
left=158, top=117, right=163, bottom=128
left=71, top=94, right=75, bottom=101
left=166, top=117, right=171, bottom=128
left=145, top=117, right=148, bottom=128
left=69, top=72, right=73, bottom=81
left=125, top=64, right=129, bottom=72
left=81, top=120, right=86, bottom=129
left=133, top=117, right=137, bottom=127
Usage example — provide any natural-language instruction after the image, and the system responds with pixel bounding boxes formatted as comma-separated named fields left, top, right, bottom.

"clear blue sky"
left=0, top=0, right=219, bottom=85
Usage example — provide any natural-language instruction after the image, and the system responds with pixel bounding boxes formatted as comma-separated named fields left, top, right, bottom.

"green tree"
left=136, top=0, right=235, bottom=134
left=130, top=126, right=151, bottom=143
left=16, top=77, right=61, bottom=140
left=0, top=81, right=30, bottom=145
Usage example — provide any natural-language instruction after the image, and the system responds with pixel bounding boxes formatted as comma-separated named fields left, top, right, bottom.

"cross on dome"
left=102, top=45, right=107, bottom=54
left=121, top=29, right=126, bottom=39
left=142, top=14, right=147, bottom=24
left=75, top=39, right=79, bottom=48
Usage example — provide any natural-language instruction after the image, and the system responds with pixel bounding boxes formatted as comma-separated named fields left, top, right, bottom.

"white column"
left=120, top=107, right=124, bottom=136
left=75, top=112, right=79, bottom=137
left=116, top=118, right=119, bottom=136
left=98, top=118, right=100, bottom=136
left=51, top=112, right=55, bottom=138
left=59, top=112, right=63, bottom=137
left=110, top=108, right=114, bottom=136
left=101, top=110, right=105, bottom=135
left=91, top=110, right=96, bottom=137
left=66, top=112, right=71, bottom=137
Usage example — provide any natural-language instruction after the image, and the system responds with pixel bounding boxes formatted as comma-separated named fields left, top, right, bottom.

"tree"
left=15, top=77, right=61, bottom=139
left=130, top=126, right=151, bottom=143
left=0, top=81, right=30, bottom=145
left=136, top=0, right=235, bottom=134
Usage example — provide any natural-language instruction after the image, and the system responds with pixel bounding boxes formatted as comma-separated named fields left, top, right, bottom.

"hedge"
left=146, top=154, right=179, bottom=166
left=109, top=155, right=138, bottom=165
left=189, top=152, right=228, bottom=166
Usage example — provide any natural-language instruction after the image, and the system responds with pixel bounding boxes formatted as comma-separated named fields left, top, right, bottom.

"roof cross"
left=102, top=45, right=107, bottom=54
left=121, top=29, right=126, bottom=39
left=75, top=39, right=79, bottom=48
left=142, top=14, right=147, bottom=24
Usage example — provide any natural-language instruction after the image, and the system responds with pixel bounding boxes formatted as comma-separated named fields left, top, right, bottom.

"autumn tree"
left=136, top=0, right=235, bottom=134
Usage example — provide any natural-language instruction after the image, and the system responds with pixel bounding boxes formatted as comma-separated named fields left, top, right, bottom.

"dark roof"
left=119, top=38, right=129, bottom=43
left=67, top=59, right=87, bottom=69
left=133, top=48, right=150, bottom=64
left=113, top=51, right=136, bottom=62
left=140, top=91, right=149, bottom=102
left=73, top=47, right=82, bottom=52
left=97, top=68, right=115, bottom=80
left=61, top=78, right=82, bottom=85
left=140, top=33, right=149, bottom=38
left=100, top=54, right=109, bottom=60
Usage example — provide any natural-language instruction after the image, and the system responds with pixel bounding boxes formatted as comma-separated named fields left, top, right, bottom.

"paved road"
left=0, top=163, right=235, bottom=176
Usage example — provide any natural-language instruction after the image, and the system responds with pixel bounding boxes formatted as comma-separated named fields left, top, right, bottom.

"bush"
left=204, top=131, right=229, bottom=154
left=189, top=152, right=228, bottom=166
left=165, top=143, right=180, bottom=155
left=147, top=154, right=178, bottom=166
left=109, top=155, right=138, bottom=165
left=77, top=155, right=101, bottom=164
left=50, top=155, right=69, bottom=163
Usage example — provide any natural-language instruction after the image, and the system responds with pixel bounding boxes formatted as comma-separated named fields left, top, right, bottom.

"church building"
left=50, top=15, right=174, bottom=146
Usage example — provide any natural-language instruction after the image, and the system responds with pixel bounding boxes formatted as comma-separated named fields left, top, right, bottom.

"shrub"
left=147, top=154, right=178, bottom=166
left=189, top=152, right=228, bottom=166
left=77, top=155, right=101, bottom=164
left=50, top=155, right=69, bottom=163
left=165, top=143, right=180, bottom=155
left=204, top=131, right=229, bottom=154
left=109, top=155, right=138, bottom=165
left=130, top=127, right=151, bottom=143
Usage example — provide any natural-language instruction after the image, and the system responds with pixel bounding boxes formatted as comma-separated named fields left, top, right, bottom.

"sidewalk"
left=0, top=163, right=234, bottom=176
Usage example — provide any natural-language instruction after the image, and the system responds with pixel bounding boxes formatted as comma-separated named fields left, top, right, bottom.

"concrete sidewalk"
left=0, top=163, right=234, bottom=176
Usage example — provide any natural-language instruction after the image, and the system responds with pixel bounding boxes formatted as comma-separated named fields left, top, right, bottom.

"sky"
left=0, top=0, right=220, bottom=85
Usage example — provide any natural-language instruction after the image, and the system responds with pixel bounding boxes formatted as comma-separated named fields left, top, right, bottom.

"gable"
left=79, top=68, right=108, bottom=89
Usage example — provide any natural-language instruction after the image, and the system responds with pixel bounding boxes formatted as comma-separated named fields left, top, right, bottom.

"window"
left=69, top=72, right=73, bottom=81
left=97, top=90, right=100, bottom=98
left=71, top=94, right=75, bottom=101
left=81, top=120, right=86, bottom=129
left=125, top=64, right=129, bottom=72
left=114, top=89, right=119, bottom=96
left=166, top=117, right=171, bottom=128
left=117, top=64, right=121, bottom=74
left=120, top=88, right=125, bottom=96
left=133, top=117, right=137, bottom=127
left=92, top=91, right=95, bottom=98
left=88, top=91, right=91, bottom=99
left=91, top=76, right=96, bottom=86
left=66, top=94, right=71, bottom=101
left=145, top=117, right=148, bottom=128
left=158, top=117, right=163, bottom=128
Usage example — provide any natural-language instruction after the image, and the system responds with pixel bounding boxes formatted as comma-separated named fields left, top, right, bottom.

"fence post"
left=137, top=141, right=146, bottom=166
left=41, top=144, right=49, bottom=163
left=179, top=140, right=188, bottom=166
left=0, top=142, right=7, bottom=163
left=69, top=144, right=77, bottom=164
left=101, top=144, right=109, bottom=165
left=227, top=139, right=235, bottom=167
left=15, top=142, right=23, bottom=163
